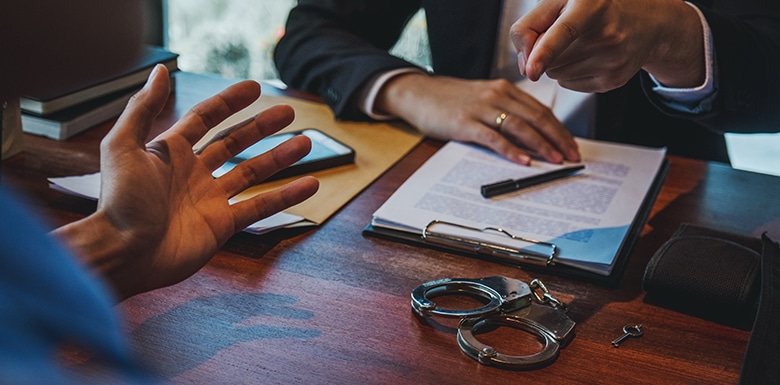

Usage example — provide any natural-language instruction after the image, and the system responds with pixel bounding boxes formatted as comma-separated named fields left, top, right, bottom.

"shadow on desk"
left=129, top=292, right=320, bottom=380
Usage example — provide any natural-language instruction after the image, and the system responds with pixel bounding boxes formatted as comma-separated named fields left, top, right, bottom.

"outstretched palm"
left=60, top=66, right=318, bottom=300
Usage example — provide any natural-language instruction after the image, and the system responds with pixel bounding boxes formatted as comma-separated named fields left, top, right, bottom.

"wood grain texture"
left=4, top=72, right=779, bottom=385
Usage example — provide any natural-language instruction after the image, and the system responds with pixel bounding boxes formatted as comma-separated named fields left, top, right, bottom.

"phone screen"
left=213, top=129, right=355, bottom=180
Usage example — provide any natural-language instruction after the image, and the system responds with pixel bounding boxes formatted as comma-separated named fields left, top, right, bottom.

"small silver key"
left=611, top=324, right=643, bottom=347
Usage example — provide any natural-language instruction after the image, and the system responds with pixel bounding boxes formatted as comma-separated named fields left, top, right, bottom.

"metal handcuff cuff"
left=411, top=276, right=575, bottom=370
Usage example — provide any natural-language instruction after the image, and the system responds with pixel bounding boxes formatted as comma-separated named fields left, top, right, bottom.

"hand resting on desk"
left=374, top=72, right=581, bottom=165
left=51, top=65, right=320, bottom=301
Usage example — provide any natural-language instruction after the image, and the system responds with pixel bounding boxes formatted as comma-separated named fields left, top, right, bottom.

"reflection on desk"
left=3, top=72, right=779, bottom=384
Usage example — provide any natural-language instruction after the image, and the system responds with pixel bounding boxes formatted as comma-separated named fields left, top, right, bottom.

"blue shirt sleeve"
left=0, top=185, right=154, bottom=384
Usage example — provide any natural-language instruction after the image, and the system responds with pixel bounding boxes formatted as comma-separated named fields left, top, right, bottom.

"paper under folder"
left=363, top=139, right=669, bottom=286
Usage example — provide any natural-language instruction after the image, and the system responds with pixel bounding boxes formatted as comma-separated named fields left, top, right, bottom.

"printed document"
left=371, top=139, right=666, bottom=275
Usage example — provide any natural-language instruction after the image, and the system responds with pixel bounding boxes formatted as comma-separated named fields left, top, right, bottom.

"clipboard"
left=363, top=159, right=670, bottom=286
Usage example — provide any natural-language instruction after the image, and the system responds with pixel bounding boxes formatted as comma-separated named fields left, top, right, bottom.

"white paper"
left=725, top=132, right=780, bottom=177
left=517, top=74, right=595, bottom=138
left=49, top=173, right=101, bottom=199
left=371, top=139, right=666, bottom=275
left=48, top=173, right=310, bottom=234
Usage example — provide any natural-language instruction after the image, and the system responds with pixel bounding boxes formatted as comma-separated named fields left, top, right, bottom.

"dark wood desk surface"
left=3, top=72, right=780, bottom=384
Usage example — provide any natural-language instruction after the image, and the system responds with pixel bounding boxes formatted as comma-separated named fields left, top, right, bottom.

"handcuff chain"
left=530, top=279, right=568, bottom=313
left=412, top=276, right=576, bottom=369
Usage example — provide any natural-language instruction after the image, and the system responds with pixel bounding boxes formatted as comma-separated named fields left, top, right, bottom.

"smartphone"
left=213, top=129, right=355, bottom=181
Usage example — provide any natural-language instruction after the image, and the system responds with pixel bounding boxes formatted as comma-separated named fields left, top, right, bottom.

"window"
left=164, top=1, right=431, bottom=82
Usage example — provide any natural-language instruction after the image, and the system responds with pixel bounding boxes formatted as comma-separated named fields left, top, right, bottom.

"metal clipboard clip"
left=421, top=220, right=558, bottom=267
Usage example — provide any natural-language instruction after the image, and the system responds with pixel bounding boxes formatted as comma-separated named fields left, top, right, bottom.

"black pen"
left=480, top=165, right=585, bottom=198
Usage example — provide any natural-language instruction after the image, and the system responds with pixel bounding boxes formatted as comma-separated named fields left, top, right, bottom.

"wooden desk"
left=3, top=72, right=779, bottom=384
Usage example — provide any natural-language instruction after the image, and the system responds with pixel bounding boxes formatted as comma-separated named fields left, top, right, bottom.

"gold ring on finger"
left=495, top=112, right=508, bottom=129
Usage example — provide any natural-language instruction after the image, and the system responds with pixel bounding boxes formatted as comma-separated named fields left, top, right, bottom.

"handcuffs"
left=411, top=276, right=575, bottom=370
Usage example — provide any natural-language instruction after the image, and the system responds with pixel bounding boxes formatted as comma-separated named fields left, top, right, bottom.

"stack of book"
left=20, top=45, right=179, bottom=140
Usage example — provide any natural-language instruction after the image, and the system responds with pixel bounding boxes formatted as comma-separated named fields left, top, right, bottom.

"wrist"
left=51, top=211, right=140, bottom=300
left=374, top=72, right=432, bottom=120
left=643, top=2, right=706, bottom=88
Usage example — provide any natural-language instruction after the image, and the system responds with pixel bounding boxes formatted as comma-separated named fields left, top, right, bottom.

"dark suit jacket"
left=275, top=0, right=780, bottom=163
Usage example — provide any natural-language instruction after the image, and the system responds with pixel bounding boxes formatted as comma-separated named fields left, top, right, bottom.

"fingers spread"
left=103, top=64, right=170, bottom=151
left=168, top=80, right=262, bottom=147
left=198, top=104, right=296, bottom=171
left=216, top=133, right=312, bottom=197
left=230, top=176, right=320, bottom=230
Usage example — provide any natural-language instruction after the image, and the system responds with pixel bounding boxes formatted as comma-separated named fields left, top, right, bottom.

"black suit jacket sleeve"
left=274, top=0, right=424, bottom=121
left=642, top=0, right=780, bottom=133
left=274, top=0, right=502, bottom=121
left=276, top=0, right=780, bottom=134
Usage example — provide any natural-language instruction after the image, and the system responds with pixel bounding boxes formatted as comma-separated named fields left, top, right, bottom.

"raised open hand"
left=54, top=65, right=319, bottom=300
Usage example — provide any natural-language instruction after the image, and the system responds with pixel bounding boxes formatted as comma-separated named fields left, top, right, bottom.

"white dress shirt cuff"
left=647, top=2, right=717, bottom=114
left=359, top=68, right=428, bottom=120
